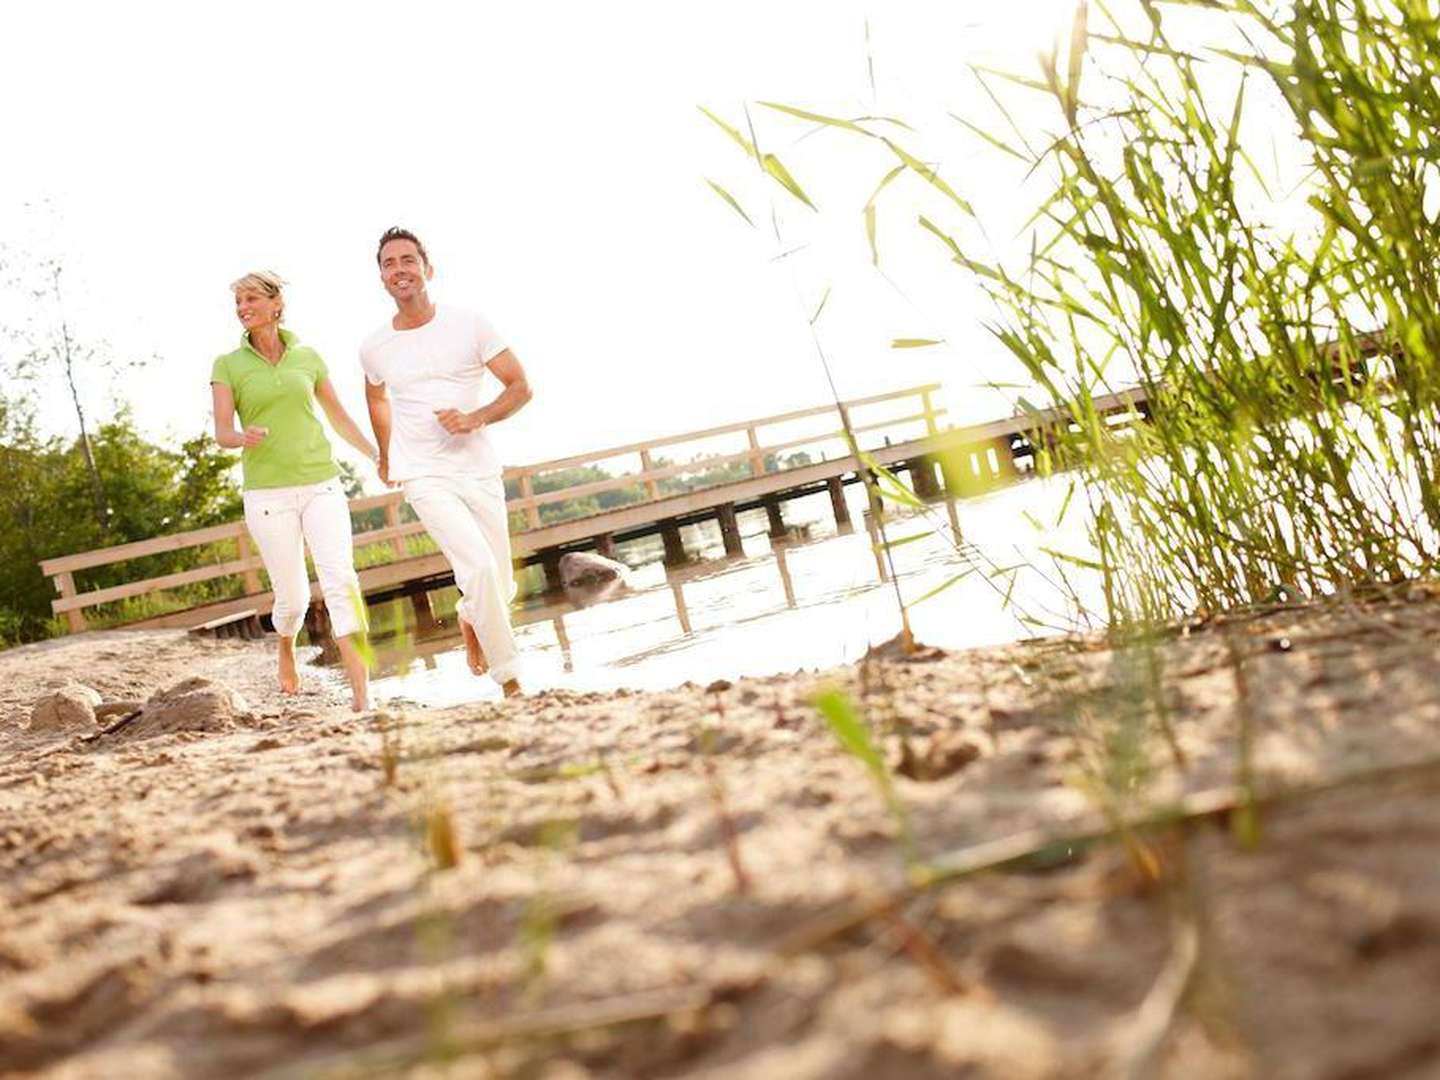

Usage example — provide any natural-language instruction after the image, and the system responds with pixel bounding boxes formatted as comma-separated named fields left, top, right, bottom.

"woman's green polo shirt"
left=210, top=328, right=341, bottom=490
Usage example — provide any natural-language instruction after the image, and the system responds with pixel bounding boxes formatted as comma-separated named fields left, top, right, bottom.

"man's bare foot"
left=460, top=619, right=488, bottom=676
left=278, top=638, right=300, bottom=695
left=350, top=693, right=371, bottom=714
left=501, top=678, right=523, bottom=699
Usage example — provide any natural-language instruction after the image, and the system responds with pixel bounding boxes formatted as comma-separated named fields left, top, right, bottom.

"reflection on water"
left=359, top=477, right=1101, bottom=708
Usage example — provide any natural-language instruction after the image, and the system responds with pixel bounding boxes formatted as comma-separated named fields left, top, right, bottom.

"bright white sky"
left=2, top=0, right=1282, bottom=486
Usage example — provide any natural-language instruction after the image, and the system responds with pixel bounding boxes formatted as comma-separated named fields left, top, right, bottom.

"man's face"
left=379, top=239, right=432, bottom=303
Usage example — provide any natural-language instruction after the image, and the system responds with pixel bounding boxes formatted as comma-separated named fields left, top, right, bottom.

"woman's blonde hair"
left=230, top=270, right=287, bottom=320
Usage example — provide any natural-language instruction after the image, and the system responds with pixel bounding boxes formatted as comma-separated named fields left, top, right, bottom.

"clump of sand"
left=119, top=677, right=253, bottom=741
left=28, top=684, right=102, bottom=734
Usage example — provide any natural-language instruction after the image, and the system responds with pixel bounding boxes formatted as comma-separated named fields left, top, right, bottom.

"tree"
left=0, top=393, right=241, bottom=645
left=1, top=237, right=151, bottom=537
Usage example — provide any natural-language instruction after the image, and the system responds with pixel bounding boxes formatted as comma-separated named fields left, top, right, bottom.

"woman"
left=211, top=271, right=379, bottom=712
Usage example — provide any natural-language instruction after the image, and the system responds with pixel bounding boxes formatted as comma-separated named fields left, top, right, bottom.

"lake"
left=355, top=475, right=1101, bottom=707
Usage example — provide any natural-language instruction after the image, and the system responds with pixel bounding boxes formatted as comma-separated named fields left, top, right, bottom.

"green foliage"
left=0, top=394, right=241, bottom=644
left=814, top=687, right=919, bottom=873
left=504, top=451, right=811, bottom=530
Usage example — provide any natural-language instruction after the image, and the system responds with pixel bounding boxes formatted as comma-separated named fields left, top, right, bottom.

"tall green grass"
left=968, top=0, right=1440, bottom=625
left=708, top=0, right=1440, bottom=628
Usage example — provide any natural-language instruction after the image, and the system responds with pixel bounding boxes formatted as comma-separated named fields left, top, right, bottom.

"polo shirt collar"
left=240, top=326, right=298, bottom=357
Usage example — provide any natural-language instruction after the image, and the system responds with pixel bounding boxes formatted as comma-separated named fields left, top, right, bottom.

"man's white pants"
left=243, top=478, right=366, bottom=639
left=404, top=474, right=520, bottom=685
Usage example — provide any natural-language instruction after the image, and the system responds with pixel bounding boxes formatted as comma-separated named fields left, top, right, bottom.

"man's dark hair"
left=376, top=226, right=429, bottom=267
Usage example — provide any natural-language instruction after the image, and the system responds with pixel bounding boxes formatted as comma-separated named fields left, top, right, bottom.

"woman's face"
left=234, top=287, right=282, bottom=331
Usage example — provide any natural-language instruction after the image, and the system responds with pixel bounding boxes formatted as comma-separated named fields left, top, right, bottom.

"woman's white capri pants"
left=243, top=478, right=366, bottom=640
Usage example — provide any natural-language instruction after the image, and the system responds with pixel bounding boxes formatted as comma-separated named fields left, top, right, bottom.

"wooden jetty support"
left=38, top=381, right=1155, bottom=635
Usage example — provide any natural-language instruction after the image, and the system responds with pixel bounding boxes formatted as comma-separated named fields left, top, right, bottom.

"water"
left=360, top=476, right=1101, bottom=707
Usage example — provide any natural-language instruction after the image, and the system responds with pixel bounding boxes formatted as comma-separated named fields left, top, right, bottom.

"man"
left=361, top=226, right=533, bottom=698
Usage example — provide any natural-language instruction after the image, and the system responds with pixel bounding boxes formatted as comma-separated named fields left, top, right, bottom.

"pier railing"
left=38, top=384, right=945, bottom=632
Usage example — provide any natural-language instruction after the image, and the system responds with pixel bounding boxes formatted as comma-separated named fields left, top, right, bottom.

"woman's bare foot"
left=336, top=634, right=371, bottom=715
left=501, top=678, right=523, bottom=699
left=460, top=618, right=489, bottom=676
left=278, top=637, right=301, bottom=695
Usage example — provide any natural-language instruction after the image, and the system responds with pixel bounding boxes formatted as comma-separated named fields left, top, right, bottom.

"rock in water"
left=28, top=684, right=102, bottom=733
left=559, top=551, right=630, bottom=608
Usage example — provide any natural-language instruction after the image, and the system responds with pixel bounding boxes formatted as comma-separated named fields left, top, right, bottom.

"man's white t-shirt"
left=360, top=304, right=508, bottom=482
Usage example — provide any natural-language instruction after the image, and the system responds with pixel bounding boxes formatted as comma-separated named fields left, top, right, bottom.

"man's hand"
left=377, top=456, right=395, bottom=488
left=433, top=408, right=482, bottom=435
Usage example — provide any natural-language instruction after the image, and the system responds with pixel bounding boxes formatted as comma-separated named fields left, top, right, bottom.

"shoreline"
left=3, top=595, right=1439, bottom=1077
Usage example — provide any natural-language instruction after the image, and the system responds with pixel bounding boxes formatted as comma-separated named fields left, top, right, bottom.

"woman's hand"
left=240, top=426, right=269, bottom=448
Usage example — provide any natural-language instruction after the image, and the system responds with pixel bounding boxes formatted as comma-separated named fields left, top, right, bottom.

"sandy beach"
left=3, top=592, right=1439, bottom=1079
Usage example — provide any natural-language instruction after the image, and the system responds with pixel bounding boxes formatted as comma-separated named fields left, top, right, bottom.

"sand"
left=2, top=594, right=1439, bottom=1079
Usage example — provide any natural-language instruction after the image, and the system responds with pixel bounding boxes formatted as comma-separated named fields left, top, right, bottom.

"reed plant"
left=707, top=0, right=1440, bottom=630
left=814, top=687, right=923, bottom=878
left=972, top=0, right=1440, bottom=626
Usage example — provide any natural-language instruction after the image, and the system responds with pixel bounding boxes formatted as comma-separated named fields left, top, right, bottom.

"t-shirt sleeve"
left=209, top=355, right=232, bottom=387
left=309, top=349, right=330, bottom=384
left=359, top=345, right=384, bottom=386
left=474, top=311, right=509, bottom=366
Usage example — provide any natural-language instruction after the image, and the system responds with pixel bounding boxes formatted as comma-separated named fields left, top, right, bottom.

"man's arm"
left=434, top=349, right=533, bottom=434
left=364, top=379, right=396, bottom=486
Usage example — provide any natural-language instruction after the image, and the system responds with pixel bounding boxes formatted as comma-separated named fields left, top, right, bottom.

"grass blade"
left=704, top=178, right=755, bottom=227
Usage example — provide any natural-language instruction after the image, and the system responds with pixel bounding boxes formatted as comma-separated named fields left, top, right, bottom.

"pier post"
left=661, top=519, right=688, bottom=567
left=865, top=476, right=885, bottom=520
left=409, top=589, right=439, bottom=633
left=671, top=581, right=693, bottom=634
left=746, top=427, right=767, bottom=477
left=716, top=504, right=745, bottom=557
left=937, top=451, right=961, bottom=497
left=908, top=457, right=941, bottom=500
left=945, top=498, right=962, bottom=542
left=990, top=437, right=1019, bottom=482
left=921, top=387, right=940, bottom=437
left=54, top=572, right=86, bottom=634
left=383, top=501, right=410, bottom=559
left=519, top=474, right=542, bottom=529
left=763, top=497, right=787, bottom=541
left=540, top=548, right=565, bottom=594
left=826, top=476, right=853, bottom=535
left=303, top=602, right=331, bottom=643
left=595, top=533, right=616, bottom=559
left=640, top=449, right=661, bottom=501
left=236, top=534, right=262, bottom=594
left=552, top=615, right=573, bottom=672
left=774, top=545, right=797, bottom=608
left=933, top=447, right=966, bottom=540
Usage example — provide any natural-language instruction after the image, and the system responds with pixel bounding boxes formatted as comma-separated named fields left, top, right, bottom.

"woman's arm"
left=315, top=379, right=380, bottom=463
left=212, top=383, right=267, bottom=449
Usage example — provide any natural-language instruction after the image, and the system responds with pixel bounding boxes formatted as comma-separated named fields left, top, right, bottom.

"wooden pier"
left=37, top=382, right=1152, bottom=635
